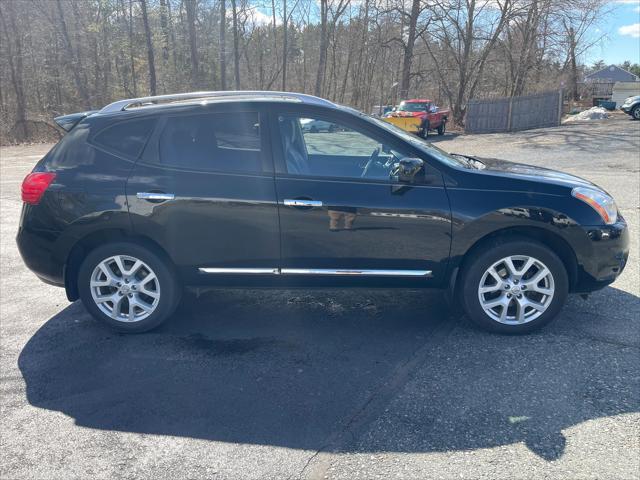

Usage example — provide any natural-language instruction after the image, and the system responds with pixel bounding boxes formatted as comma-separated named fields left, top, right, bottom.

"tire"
left=632, top=106, right=640, bottom=120
left=310, top=126, right=318, bottom=133
left=460, top=238, right=568, bottom=334
left=421, top=122, right=430, bottom=138
left=437, top=120, right=446, bottom=136
left=78, top=242, right=181, bottom=333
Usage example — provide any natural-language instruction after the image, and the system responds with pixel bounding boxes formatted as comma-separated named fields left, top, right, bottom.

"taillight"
left=21, top=172, right=56, bottom=205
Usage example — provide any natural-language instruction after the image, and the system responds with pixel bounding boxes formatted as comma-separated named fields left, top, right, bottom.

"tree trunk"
left=185, top=0, right=200, bottom=89
left=139, top=0, right=157, bottom=95
left=0, top=1, right=28, bottom=140
left=399, top=0, right=420, bottom=99
left=55, top=0, right=91, bottom=106
left=314, top=0, right=328, bottom=96
left=128, top=0, right=138, bottom=96
left=159, top=0, right=171, bottom=62
left=230, top=0, right=241, bottom=89
left=219, top=0, right=227, bottom=90
left=282, top=0, right=288, bottom=91
left=568, top=26, right=578, bottom=101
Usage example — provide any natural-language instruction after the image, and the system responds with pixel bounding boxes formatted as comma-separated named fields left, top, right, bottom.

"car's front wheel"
left=78, top=242, right=181, bottom=332
left=460, top=239, right=568, bottom=334
left=632, top=106, right=640, bottom=120
left=421, top=121, right=430, bottom=138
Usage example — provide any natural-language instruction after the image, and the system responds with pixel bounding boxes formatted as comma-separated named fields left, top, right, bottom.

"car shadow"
left=18, top=286, right=639, bottom=460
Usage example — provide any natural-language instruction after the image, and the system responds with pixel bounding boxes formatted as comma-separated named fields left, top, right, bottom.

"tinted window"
left=279, top=115, right=410, bottom=181
left=93, top=118, right=155, bottom=158
left=159, top=112, right=262, bottom=173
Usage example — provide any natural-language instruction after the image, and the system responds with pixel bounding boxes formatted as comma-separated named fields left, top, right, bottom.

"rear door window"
left=158, top=112, right=263, bottom=173
left=92, top=118, right=156, bottom=158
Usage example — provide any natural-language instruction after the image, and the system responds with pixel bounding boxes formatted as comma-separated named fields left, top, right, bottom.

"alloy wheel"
left=90, top=255, right=160, bottom=322
left=477, top=255, right=555, bottom=325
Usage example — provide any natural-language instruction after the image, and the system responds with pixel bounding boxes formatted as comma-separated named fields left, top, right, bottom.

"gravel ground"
left=1, top=116, right=639, bottom=480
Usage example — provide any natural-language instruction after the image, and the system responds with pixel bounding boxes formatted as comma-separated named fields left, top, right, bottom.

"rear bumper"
left=16, top=226, right=65, bottom=287
left=572, top=217, right=629, bottom=292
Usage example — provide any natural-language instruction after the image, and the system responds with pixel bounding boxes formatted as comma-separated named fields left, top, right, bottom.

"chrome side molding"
left=283, top=199, right=323, bottom=207
left=198, top=268, right=280, bottom=274
left=198, top=267, right=432, bottom=277
left=281, top=269, right=432, bottom=277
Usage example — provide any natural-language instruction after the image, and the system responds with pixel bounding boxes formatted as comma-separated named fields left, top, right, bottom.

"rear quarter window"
left=91, top=118, right=156, bottom=158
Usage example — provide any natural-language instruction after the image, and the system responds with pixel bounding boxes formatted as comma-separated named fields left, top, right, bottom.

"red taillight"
left=21, top=172, right=56, bottom=205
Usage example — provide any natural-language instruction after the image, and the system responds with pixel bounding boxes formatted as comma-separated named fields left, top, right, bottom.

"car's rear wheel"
left=78, top=242, right=181, bottom=333
left=632, top=106, right=640, bottom=120
left=437, top=121, right=446, bottom=135
left=460, top=239, right=568, bottom=333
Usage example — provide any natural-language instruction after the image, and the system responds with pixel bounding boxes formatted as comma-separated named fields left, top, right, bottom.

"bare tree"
left=139, top=0, right=157, bottom=95
left=0, top=0, right=27, bottom=140
left=314, top=0, right=350, bottom=97
left=0, top=0, right=622, bottom=142
left=185, top=0, right=200, bottom=89
left=422, top=0, right=514, bottom=125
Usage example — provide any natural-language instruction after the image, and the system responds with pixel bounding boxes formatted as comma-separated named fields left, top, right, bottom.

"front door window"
left=278, top=115, right=411, bottom=182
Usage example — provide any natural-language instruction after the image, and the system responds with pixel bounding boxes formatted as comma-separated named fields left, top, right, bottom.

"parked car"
left=383, top=99, right=449, bottom=137
left=18, top=91, right=628, bottom=334
left=620, top=95, right=640, bottom=120
left=300, top=118, right=337, bottom=133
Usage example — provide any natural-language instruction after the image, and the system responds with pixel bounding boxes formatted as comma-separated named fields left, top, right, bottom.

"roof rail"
left=99, top=91, right=335, bottom=113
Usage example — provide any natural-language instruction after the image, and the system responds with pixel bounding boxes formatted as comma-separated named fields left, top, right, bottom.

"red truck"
left=383, top=99, right=449, bottom=137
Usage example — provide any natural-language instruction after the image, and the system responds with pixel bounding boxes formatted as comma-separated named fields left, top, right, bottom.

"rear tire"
left=437, top=120, right=446, bottom=135
left=78, top=242, right=181, bottom=333
left=460, top=238, right=568, bottom=334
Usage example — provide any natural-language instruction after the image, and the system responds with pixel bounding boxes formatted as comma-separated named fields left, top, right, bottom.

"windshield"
left=398, top=102, right=429, bottom=112
left=364, top=115, right=470, bottom=168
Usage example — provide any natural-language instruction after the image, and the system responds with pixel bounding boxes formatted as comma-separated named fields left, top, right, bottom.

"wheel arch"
left=64, top=229, right=175, bottom=301
left=448, top=225, right=579, bottom=301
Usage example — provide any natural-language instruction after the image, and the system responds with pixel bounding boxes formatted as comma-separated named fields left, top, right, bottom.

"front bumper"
left=573, top=217, right=629, bottom=292
left=620, top=104, right=636, bottom=115
left=383, top=116, right=423, bottom=133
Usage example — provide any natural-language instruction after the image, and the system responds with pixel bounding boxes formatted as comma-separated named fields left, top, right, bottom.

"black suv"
left=17, top=91, right=629, bottom=334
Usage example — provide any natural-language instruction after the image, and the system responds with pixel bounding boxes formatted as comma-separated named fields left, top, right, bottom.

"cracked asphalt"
left=1, top=116, right=639, bottom=479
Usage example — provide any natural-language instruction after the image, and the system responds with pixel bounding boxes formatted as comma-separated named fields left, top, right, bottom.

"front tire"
left=460, top=239, right=568, bottom=334
left=421, top=121, right=430, bottom=138
left=78, top=242, right=181, bottom=333
left=632, top=106, right=640, bottom=120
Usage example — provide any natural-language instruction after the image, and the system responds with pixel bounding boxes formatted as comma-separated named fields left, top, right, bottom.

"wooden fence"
left=465, top=90, right=563, bottom=134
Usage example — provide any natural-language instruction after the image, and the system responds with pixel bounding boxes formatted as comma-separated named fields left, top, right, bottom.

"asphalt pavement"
left=1, top=116, right=638, bottom=479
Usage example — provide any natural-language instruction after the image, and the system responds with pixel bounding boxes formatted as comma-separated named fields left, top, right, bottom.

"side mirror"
left=391, top=157, right=424, bottom=184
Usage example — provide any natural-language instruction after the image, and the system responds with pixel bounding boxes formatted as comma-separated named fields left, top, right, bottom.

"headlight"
left=572, top=187, right=618, bottom=225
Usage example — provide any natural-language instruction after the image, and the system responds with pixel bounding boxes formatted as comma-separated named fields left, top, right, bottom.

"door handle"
left=137, top=192, right=175, bottom=201
left=283, top=199, right=323, bottom=207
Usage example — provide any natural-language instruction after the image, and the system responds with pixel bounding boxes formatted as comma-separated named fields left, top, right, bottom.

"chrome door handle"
left=137, top=192, right=175, bottom=201
left=283, top=199, right=323, bottom=207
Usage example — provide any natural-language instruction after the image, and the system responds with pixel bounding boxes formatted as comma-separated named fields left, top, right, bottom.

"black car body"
left=17, top=91, right=629, bottom=333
